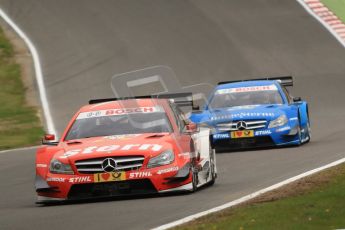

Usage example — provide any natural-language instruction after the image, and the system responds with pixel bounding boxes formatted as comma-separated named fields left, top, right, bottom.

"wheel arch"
left=298, top=101, right=309, bottom=127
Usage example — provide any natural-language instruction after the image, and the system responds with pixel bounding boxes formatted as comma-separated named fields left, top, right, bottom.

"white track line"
left=152, top=157, right=345, bottom=230
left=296, top=0, right=345, bottom=48
left=0, top=8, right=57, bottom=134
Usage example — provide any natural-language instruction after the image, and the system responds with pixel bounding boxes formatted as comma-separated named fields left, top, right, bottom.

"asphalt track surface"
left=0, top=1, right=345, bottom=229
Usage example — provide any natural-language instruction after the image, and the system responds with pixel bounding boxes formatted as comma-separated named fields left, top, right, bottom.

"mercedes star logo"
left=101, top=158, right=117, bottom=172
left=236, top=121, right=247, bottom=130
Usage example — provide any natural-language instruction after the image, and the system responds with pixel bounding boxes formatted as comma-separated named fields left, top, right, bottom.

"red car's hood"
left=55, top=133, right=174, bottom=162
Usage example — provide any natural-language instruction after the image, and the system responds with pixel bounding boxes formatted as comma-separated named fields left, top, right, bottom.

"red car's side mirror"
left=44, top=134, right=56, bottom=141
left=42, top=134, right=59, bottom=146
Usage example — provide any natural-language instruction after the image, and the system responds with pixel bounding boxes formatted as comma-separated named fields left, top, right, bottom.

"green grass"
left=176, top=164, right=345, bottom=230
left=321, top=0, right=345, bottom=22
left=0, top=26, right=44, bottom=150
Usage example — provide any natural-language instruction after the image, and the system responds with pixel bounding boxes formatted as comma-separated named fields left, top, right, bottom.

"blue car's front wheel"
left=297, top=110, right=311, bottom=145
left=299, top=120, right=311, bottom=145
left=303, top=121, right=311, bottom=143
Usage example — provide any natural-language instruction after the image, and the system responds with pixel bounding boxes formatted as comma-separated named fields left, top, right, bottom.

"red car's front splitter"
left=36, top=164, right=192, bottom=204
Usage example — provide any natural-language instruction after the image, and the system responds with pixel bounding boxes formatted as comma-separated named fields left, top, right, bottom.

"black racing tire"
left=297, top=125, right=302, bottom=145
left=296, top=112, right=303, bottom=145
left=304, top=117, right=311, bottom=144
left=298, top=112, right=311, bottom=145
left=190, top=167, right=198, bottom=192
left=208, top=148, right=217, bottom=186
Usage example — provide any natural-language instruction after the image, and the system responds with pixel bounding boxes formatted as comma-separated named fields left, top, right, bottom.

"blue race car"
left=190, top=77, right=311, bottom=150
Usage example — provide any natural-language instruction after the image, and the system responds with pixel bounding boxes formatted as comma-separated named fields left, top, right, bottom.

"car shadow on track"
left=36, top=185, right=215, bottom=207
left=214, top=143, right=307, bottom=154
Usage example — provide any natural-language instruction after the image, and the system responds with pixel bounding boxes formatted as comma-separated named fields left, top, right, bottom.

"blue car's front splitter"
left=211, top=126, right=300, bottom=150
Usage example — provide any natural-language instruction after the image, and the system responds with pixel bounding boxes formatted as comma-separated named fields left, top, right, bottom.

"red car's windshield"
left=65, top=108, right=172, bottom=140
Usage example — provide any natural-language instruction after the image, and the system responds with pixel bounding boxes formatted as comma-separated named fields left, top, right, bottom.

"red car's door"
left=169, top=104, right=195, bottom=158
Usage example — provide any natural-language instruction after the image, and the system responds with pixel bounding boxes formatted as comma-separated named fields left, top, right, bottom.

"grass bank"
left=321, top=0, right=345, bottom=22
left=0, top=26, right=44, bottom=150
left=176, top=163, right=345, bottom=230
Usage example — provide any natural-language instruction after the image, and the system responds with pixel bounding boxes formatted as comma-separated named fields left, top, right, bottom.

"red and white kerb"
left=302, top=0, right=345, bottom=43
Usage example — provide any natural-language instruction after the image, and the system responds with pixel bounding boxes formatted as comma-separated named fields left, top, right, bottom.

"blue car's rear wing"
left=218, top=76, right=293, bottom=87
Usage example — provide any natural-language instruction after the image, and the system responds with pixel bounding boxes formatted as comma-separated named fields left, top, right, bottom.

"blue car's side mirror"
left=293, top=97, right=302, bottom=102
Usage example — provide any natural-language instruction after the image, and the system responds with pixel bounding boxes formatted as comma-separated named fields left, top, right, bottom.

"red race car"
left=35, top=95, right=217, bottom=203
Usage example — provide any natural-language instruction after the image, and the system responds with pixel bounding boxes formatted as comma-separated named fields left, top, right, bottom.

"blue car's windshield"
left=208, top=85, right=283, bottom=109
